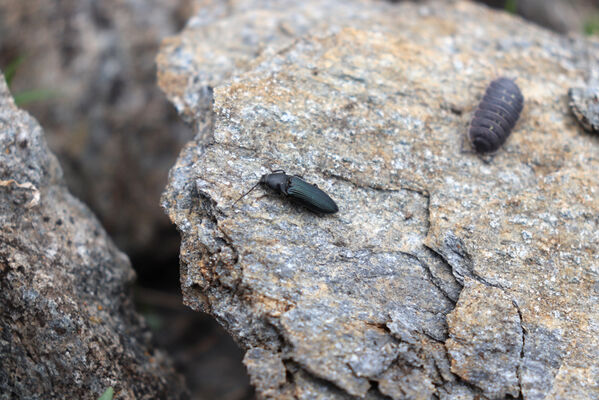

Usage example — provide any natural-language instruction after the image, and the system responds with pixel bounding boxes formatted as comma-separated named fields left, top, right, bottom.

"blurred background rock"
left=0, top=0, right=252, bottom=399
left=478, top=0, right=599, bottom=34
left=0, top=0, right=597, bottom=399
left=0, top=0, right=195, bottom=263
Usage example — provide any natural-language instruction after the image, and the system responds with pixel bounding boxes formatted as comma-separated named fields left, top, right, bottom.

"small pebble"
left=568, top=86, right=599, bottom=133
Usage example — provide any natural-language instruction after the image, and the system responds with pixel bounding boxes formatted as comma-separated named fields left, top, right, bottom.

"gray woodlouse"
left=469, top=77, right=524, bottom=153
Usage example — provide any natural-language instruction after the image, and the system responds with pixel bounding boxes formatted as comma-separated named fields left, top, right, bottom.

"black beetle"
left=469, top=77, right=524, bottom=153
left=234, top=170, right=339, bottom=214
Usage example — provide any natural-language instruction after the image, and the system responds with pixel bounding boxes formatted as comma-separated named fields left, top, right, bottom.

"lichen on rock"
left=159, top=1, right=599, bottom=398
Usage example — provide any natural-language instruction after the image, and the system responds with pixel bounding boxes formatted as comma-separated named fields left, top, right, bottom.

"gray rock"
left=519, top=324, right=568, bottom=400
left=446, top=279, right=523, bottom=399
left=569, top=85, right=599, bottom=133
left=477, top=0, right=597, bottom=34
left=159, top=0, right=599, bottom=398
left=514, top=0, right=594, bottom=34
left=243, top=348, right=287, bottom=398
left=0, top=76, right=187, bottom=399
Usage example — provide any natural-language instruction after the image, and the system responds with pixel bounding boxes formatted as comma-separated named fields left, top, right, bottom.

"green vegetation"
left=2, top=55, right=56, bottom=107
left=584, top=14, right=599, bottom=35
left=12, top=89, right=56, bottom=106
left=141, top=309, right=164, bottom=332
left=98, top=387, right=114, bottom=400
left=504, top=0, right=517, bottom=14
left=3, top=55, right=25, bottom=87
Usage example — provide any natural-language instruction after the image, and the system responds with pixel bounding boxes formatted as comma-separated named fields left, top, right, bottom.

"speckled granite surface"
left=159, top=1, right=599, bottom=398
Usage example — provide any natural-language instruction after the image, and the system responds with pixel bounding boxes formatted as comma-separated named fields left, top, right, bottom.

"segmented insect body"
left=235, top=171, right=339, bottom=214
left=469, top=77, right=524, bottom=153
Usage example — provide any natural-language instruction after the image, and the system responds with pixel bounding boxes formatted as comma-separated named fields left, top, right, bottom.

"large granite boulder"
left=0, top=0, right=199, bottom=261
left=159, top=1, right=599, bottom=398
left=0, top=76, right=187, bottom=399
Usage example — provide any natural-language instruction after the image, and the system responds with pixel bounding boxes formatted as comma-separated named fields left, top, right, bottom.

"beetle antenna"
left=233, top=182, right=261, bottom=206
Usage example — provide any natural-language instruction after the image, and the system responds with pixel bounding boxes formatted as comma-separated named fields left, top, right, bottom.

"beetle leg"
left=279, top=177, right=292, bottom=195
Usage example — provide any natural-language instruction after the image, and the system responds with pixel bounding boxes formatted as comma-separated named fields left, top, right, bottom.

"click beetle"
left=234, top=170, right=339, bottom=214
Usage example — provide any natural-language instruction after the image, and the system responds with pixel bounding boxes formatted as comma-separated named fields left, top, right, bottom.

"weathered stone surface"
left=0, top=0, right=198, bottom=260
left=446, top=279, right=523, bottom=399
left=0, top=77, right=187, bottom=399
left=569, top=85, right=599, bottom=133
left=157, top=0, right=387, bottom=126
left=243, top=348, right=286, bottom=398
left=159, top=1, right=599, bottom=398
